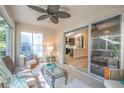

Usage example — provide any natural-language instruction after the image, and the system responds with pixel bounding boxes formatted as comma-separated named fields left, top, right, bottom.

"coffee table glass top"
left=41, top=63, right=68, bottom=88
left=41, top=63, right=67, bottom=79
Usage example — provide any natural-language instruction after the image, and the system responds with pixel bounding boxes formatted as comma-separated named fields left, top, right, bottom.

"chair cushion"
left=0, top=59, right=12, bottom=87
left=0, top=59, right=12, bottom=76
left=24, top=76, right=38, bottom=88
left=13, top=66, right=31, bottom=75
left=9, top=75, right=28, bottom=88
left=2, top=56, right=15, bottom=73
left=16, top=71, right=34, bottom=78
left=26, top=59, right=37, bottom=65
left=14, top=71, right=38, bottom=87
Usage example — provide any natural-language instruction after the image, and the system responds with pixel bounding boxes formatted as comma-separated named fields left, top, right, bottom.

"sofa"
left=104, top=68, right=124, bottom=88
left=0, top=56, right=39, bottom=88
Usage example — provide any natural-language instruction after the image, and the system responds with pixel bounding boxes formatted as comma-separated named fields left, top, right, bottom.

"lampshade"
left=47, top=45, right=54, bottom=51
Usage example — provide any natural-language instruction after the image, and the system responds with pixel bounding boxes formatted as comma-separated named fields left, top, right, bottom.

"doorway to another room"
left=64, top=27, right=88, bottom=73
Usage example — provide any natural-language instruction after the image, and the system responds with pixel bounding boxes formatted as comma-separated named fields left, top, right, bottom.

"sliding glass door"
left=90, top=15, right=121, bottom=77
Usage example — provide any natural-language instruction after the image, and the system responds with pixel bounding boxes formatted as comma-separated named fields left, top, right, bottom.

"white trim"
left=120, top=13, right=124, bottom=69
left=88, top=24, right=92, bottom=73
left=0, top=6, right=14, bottom=29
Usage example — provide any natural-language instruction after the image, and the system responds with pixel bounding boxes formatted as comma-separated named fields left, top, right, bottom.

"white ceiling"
left=8, top=5, right=124, bottom=29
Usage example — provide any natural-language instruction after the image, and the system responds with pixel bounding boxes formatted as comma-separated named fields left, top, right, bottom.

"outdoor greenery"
left=112, top=45, right=119, bottom=57
left=0, top=17, right=7, bottom=58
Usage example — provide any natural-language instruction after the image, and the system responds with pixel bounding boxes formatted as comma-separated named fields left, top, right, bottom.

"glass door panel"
left=90, top=15, right=121, bottom=77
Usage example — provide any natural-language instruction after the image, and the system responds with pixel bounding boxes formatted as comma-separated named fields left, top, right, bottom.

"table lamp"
left=47, top=45, right=54, bottom=57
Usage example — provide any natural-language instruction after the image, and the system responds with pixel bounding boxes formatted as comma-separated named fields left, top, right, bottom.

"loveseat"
left=0, top=56, right=39, bottom=88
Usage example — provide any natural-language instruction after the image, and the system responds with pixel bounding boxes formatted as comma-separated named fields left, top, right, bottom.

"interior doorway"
left=64, top=26, right=88, bottom=72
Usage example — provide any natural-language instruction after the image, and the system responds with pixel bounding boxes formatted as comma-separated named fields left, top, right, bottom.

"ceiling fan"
left=27, top=5, right=71, bottom=24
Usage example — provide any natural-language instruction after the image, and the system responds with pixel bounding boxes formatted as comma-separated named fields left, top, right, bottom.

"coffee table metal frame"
left=41, top=63, right=68, bottom=88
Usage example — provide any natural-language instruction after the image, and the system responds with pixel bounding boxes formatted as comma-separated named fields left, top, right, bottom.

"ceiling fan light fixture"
left=27, top=5, right=46, bottom=13
left=28, top=5, right=71, bottom=24
left=50, top=16, right=58, bottom=24
left=37, top=15, right=49, bottom=21
left=56, top=11, right=71, bottom=18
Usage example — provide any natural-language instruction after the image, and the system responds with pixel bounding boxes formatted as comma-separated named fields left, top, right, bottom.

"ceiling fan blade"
left=28, top=5, right=46, bottom=13
left=48, top=5, right=60, bottom=13
left=50, top=16, right=58, bottom=24
left=56, top=11, right=71, bottom=18
left=37, top=15, right=49, bottom=21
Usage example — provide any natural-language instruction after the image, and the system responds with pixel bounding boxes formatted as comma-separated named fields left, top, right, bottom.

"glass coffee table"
left=41, top=63, right=68, bottom=88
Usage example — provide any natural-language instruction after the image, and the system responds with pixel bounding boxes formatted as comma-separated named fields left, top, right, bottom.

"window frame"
left=20, top=32, right=43, bottom=59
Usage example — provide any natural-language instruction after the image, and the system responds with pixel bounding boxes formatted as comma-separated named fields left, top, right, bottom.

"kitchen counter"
left=66, top=47, right=88, bottom=58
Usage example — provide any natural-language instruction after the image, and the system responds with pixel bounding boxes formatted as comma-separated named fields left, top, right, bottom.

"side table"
left=47, top=56, right=56, bottom=62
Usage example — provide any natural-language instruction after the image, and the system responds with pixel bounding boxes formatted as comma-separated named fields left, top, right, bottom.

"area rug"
left=32, top=66, right=90, bottom=88
left=38, top=75, right=90, bottom=88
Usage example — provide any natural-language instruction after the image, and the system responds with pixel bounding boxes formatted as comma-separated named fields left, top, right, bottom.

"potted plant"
left=111, top=45, right=119, bottom=58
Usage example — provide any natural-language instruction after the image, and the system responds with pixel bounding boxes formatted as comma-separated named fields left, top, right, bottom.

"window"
left=20, top=32, right=43, bottom=60
left=0, top=14, right=10, bottom=58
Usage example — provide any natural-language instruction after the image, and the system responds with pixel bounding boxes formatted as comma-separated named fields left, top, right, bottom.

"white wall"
left=56, top=8, right=124, bottom=68
left=15, top=22, right=57, bottom=66
left=55, top=30, right=64, bottom=63
left=4, top=6, right=16, bottom=62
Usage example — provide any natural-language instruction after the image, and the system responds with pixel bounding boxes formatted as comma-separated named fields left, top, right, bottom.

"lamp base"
left=48, top=51, right=53, bottom=57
